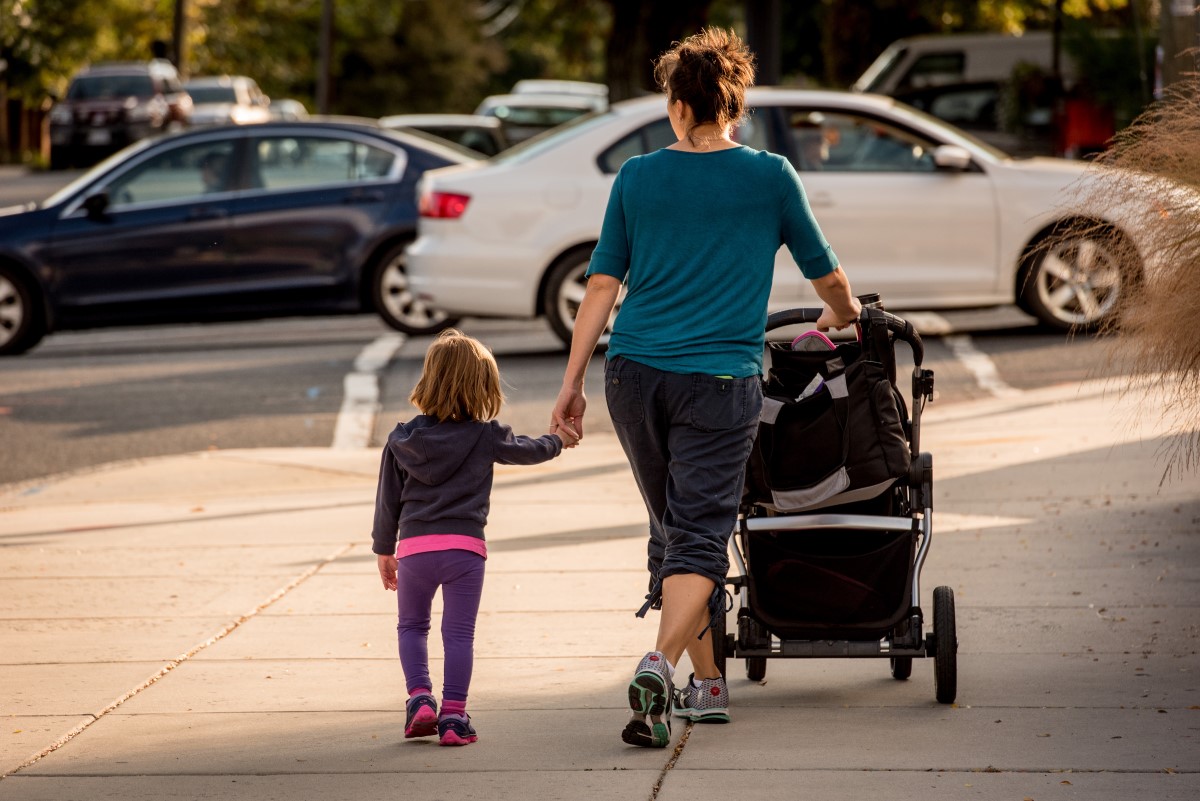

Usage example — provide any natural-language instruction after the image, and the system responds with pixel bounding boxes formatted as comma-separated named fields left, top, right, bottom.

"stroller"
left=712, top=299, right=957, bottom=704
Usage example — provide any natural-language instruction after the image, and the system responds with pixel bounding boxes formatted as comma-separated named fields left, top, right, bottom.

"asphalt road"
left=0, top=310, right=1134, bottom=488
left=0, top=167, right=1138, bottom=487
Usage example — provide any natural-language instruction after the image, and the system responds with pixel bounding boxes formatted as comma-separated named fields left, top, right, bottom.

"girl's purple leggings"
left=396, top=549, right=485, bottom=703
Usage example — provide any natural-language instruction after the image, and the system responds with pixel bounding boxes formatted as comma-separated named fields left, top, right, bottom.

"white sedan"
left=406, top=88, right=1140, bottom=346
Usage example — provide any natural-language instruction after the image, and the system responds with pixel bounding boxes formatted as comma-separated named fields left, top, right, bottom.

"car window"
left=68, top=75, right=156, bottom=100
left=597, top=119, right=675, bottom=173
left=781, top=109, right=938, bottom=173
left=189, top=86, right=238, bottom=104
left=103, top=141, right=239, bottom=208
left=251, top=136, right=402, bottom=189
left=924, top=85, right=1000, bottom=130
left=732, top=109, right=770, bottom=150
left=777, top=109, right=936, bottom=173
left=897, top=52, right=965, bottom=90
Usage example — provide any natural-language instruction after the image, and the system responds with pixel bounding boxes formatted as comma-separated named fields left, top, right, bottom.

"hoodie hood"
left=386, top=416, right=487, bottom=485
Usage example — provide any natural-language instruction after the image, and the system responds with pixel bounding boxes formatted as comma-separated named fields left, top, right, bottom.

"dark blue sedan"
left=0, top=119, right=476, bottom=355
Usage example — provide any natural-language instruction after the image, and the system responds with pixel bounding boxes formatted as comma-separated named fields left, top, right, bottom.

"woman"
left=551, top=27, right=861, bottom=748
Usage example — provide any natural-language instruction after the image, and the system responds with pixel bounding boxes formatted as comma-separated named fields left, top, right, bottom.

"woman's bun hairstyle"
left=653, top=27, right=756, bottom=136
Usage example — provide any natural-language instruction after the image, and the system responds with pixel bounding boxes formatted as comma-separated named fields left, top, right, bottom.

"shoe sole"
left=404, top=706, right=438, bottom=738
left=439, top=731, right=477, bottom=746
left=626, top=672, right=671, bottom=747
left=675, top=707, right=730, bottom=724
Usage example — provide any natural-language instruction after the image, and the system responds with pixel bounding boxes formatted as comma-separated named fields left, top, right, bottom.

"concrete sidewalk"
left=1, top=379, right=1197, bottom=800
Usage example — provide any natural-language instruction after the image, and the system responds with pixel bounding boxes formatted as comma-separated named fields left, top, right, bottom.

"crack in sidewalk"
left=0, top=542, right=354, bottom=780
left=648, top=720, right=694, bottom=800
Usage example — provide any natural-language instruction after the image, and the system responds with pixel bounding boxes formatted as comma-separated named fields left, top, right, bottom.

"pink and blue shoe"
left=404, top=691, right=438, bottom=739
left=438, top=713, right=478, bottom=746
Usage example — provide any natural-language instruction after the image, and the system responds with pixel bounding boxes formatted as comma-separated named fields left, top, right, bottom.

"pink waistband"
left=396, top=534, right=488, bottom=560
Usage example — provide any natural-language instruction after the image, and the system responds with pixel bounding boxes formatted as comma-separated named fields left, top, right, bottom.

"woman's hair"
left=653, top=27, right=756, bottom=142
left=409, top=329, right=504, bottom=422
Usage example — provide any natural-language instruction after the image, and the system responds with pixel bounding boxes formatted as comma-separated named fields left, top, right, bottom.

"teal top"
left=587, top=145, right=839, bottom=378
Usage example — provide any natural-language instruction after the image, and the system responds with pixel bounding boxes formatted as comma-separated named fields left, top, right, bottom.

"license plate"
left=87, top=129, right=111, bottom=146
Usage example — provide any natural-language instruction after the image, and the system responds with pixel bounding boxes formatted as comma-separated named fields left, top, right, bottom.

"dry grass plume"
left=1075, top=78, right=1200, bottom=481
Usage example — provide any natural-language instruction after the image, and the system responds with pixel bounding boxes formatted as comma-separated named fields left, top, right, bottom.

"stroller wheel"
left=933, top=585, right=958, bottom=704
left=746, top=657, right=766, bottom=682
left=889, top=656, right=912, bottom=680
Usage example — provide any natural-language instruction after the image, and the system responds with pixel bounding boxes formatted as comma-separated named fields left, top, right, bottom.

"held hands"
left=377, top=554, right=397, bottom=591
left=550, top=384, right=585, bottom=448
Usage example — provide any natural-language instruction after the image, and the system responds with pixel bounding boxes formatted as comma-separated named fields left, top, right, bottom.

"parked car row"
left=2, top=75, right=1146, bottom=357
left=48, top=59, right=307, bottom=169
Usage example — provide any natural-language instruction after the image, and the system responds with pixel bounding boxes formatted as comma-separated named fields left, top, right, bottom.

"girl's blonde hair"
left=409, top=329, right=504, bottom=422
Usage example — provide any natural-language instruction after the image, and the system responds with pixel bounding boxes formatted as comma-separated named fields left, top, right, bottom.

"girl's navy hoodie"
left=371, top=415, right=562, bottom=556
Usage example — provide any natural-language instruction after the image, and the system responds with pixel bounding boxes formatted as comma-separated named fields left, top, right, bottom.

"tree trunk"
left=604, top=0, right=714, bottom=101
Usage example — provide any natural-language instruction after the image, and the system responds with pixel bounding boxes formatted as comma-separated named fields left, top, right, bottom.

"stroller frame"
left=712, top=304, right=957, bottom=704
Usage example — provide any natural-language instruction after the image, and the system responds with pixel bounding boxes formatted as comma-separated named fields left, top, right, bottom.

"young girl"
left=372, top=329, right=575, bottom=746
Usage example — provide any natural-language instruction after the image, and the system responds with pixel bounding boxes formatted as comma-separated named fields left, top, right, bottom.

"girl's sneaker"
left=622, top=651, right=674, bottom=748
left=404, top=692, right=438, bottom=739
left=438, top=713, right=478, bottom=746
left=673, top=674, right=730, bottom=724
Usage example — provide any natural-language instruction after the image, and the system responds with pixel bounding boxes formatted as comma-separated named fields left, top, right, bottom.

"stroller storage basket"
left=744, top=332, right=911, bottom=513
left=744, top=523, right=916, bottom=640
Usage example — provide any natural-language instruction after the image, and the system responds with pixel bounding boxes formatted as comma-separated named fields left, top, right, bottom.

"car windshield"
left=188, top=86, right=238, bottom=104
left=67, top=74, right=156, bottom=100
left=852, top=43, right=908, bottom=93
left=489, top=105, right=591, bottom=127
left=490, top=110, right=613, bottom=165
left=41, top=140, right=158, bottom=208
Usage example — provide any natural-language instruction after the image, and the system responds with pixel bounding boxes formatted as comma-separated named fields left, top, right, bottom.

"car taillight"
left=419, top=191, right=470, bottom=219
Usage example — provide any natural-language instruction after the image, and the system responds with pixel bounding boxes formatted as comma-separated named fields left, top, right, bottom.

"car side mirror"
left=83, top=192, right=110, bottom=219
left=933, top=145, right=972, bottom=172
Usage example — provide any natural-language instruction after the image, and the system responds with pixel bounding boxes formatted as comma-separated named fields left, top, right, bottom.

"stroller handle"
left=765, top=307, right=924, bottom=366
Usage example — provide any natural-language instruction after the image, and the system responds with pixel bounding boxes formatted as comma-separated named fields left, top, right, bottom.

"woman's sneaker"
left=404, top=692, right=438, bottom=739
left=673, top=674, right=730, bottom=724
left=438, top=713, right=478, bottom=746
left=622, top=651, right=674, bottom=748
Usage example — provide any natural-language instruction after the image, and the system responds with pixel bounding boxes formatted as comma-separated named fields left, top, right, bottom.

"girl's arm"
left=492, top=421, right=564, bottom=465
left=370, top=446, right=404, bottom=557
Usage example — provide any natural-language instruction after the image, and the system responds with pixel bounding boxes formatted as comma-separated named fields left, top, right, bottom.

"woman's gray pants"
left=604, top=356, right=762, bottom=615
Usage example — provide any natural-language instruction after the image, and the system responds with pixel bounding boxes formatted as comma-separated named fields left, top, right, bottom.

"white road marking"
left=331, top=333, right=405, bottom=449
left=902, top=311, right=953, bottom=336
left=943, top=334, right=1023, bottom=399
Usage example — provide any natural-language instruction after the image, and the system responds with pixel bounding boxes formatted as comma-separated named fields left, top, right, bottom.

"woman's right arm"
left=552, top=273, right=622, bottom=444
left=811, top=266, right=861, bottom=331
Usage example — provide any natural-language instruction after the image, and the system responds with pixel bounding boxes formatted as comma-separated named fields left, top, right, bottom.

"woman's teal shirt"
left=587, top=145, right=838, bottom=378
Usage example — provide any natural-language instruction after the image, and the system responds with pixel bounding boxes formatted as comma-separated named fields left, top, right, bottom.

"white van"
left=852, top=31, right=1076, bottom=95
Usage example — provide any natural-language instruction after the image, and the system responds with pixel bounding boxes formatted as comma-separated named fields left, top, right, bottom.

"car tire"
left=542, top=249, right=623, bottom=349
left=0, top=265, right=46, bottom=356
left=370, top=242, right=459, bottom=337
left=1020, top=225, right=1137, bottom=333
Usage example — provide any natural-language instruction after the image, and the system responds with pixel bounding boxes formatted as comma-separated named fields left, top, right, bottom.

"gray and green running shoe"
left=622, top=651, right=674, bottom=748
left=673, top=673, right=730, bottom=724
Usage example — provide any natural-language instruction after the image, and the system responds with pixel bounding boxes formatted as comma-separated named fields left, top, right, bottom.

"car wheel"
left=1021, top=227, right=1135, bottom=332
left=0, top=265, right=46, bottom=356
left=542, top=249, right=624, bottom=349
left=371, top=243, right=459, bottom=336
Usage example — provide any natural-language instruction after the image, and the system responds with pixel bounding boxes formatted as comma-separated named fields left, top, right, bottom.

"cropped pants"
left=604, top=356, right=762, bottom=608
